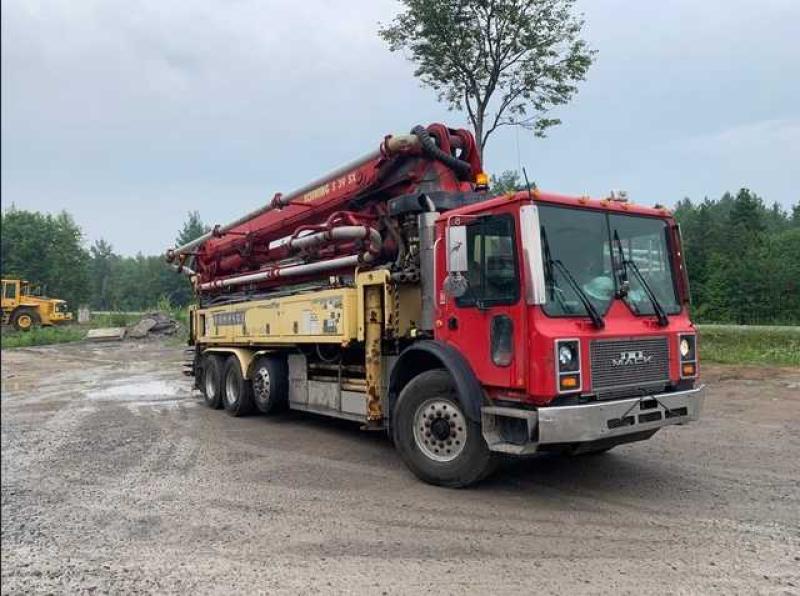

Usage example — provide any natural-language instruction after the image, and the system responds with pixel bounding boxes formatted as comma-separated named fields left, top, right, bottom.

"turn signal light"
left=682, top=363, right=696, bottom=377
left=560, top=375, right=580, bottom=390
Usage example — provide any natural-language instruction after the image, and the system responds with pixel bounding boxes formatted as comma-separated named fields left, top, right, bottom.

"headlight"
left=556, top=339, right=581, bottom=392
left=556, top=340, right=580, bottom=373
left=559, top=345, right=575, bottom=367
left=679, top=335, right=696, bottom=362
left=679, top=334, right=697, bottom=378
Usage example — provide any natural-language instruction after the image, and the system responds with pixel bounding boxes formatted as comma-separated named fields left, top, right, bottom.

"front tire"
left=12, top=308, right=40, bottom=332
left=392, top=369, right=496, bottom=488
left=200, top=354, right=224, bottom=409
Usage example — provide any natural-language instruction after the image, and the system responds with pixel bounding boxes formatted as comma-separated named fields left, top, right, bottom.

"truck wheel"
left=250, top=356, right=288, bottom=415
left=200, top=354, right=224, bottom=409
left=392, top=369, right=496, bottom=488
left=222, top=356, right=254, bottom=417
left=12, top=308, right=40, bottom=332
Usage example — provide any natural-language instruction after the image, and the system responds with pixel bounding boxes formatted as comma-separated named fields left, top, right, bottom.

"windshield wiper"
left=612, top=230, right=630, bottom=298
left=612, top=229, right=668, bottom=326
left=551, top=259, right=605, bottom=328
left=624, top=258, right=669, bottom=327
left=540, top=226, right=604, bottom=328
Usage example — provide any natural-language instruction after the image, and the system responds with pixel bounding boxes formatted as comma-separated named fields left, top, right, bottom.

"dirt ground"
left=1, top=339, right=798, bottom=595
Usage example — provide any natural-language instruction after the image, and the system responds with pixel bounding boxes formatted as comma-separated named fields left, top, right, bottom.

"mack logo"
left=611, top=350, right=653, bottom=367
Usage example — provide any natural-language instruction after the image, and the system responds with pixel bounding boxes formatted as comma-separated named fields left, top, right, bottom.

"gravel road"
left=1, top=339, right=798, bottom=594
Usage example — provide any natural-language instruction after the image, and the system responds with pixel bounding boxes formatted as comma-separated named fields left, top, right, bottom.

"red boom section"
left=169, top=124, right=482, bottom=293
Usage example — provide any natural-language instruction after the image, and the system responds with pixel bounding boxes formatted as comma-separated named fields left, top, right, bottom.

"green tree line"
left=674, top=189, right=800, bottom=325
left=1, top=208, right=207, bottom=311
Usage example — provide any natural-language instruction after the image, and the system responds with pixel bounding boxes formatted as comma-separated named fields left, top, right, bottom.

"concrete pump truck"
left=166, top=123, right=704, bottom=487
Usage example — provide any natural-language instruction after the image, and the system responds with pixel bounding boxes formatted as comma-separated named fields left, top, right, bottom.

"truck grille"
left=590, top=337, right=670, bottom=397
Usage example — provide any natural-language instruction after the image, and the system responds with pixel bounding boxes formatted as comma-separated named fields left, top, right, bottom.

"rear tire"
left=222, top=356, right=254, bottom=417
left=12, top=308, right=40, bottom=332
left=200, top=354, right=224, bottom=409
left=392, top=369, right=496, bottom=488
left=250, top=356, right=288, bottom=415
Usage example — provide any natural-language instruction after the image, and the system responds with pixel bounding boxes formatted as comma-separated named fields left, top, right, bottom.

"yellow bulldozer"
left=1, top=278, right=73, bottom=331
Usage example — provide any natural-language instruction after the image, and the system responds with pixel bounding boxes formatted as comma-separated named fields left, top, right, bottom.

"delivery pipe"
left=287, top=225, right=381, bottom=255
left=198, top=228, right=381, bottom=291
left=199, top=254, right=361, bottom=290
left=171, top=263, right=196, bottom=276
left=169, top=134, right=428, bottom=260
left=167, top=131, right=464, bottom=260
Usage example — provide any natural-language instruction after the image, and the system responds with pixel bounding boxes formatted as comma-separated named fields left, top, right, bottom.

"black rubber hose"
left=411, top=125, right=473, bottom=179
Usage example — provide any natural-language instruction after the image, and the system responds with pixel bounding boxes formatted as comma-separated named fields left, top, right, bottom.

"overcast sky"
left=2, top=0, right=798, bottom=255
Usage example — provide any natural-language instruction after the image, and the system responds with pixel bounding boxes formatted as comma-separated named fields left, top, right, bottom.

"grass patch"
left=1, top=325, right=86, bottom=349
left=697, top=324, right=800, bottom=367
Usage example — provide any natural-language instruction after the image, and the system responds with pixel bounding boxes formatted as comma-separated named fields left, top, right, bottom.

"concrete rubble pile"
left=86, top=312, right=180, bottom=342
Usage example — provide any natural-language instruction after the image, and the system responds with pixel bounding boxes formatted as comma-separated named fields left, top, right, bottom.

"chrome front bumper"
left=482, top=386, right=705, bottom=455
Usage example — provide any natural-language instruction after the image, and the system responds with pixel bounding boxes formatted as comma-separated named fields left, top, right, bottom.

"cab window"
left=456, top=215, right=519, bottom=307
left=4, top=283, right=17, bottom=299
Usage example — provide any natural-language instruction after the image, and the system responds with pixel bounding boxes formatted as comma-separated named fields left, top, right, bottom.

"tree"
left=0, top=207, right=90, bottom=308
left=89, top=239, right=117, bottom=310
left=490, top=169, right=530, bottom=194
left=175, top=211, right=209, bottom=247
left=172, top=211, right=209, bottom=306
left=47, top=212, right=91, bottom=308
left=380, top=0, right=594, bottom=158
left=766, top=228, right=800, bottom=323
left=791, top=203, right=800, bottom=227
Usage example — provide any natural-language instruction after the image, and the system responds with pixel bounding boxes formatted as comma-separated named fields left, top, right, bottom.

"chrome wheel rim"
left=412, top=399, right=467, bottom=462
left=224, top=370, right=239, bottom=406
left=252, top=367, right=271, bottom=406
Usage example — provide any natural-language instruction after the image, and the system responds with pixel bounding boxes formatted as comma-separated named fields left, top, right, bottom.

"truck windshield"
left=538, top=205, right=681, bottom=318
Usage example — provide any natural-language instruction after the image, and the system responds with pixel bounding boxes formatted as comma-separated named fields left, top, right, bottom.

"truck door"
left=439, top=213, right=527, bottom=390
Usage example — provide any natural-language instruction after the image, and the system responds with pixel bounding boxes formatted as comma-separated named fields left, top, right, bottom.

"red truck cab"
left=431, top=190, right=703, bottom=455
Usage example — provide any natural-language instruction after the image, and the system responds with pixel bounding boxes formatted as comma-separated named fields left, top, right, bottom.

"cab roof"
left=441, top=189, right=674, bottom=220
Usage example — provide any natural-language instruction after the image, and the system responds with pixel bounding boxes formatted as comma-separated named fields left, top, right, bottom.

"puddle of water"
left=86, top=380, right=191, bottom=402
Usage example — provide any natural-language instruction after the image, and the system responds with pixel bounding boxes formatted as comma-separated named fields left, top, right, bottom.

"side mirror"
left=447, top=225, right=468, bottom=272
left=444, top=225, right=469, bottom=298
